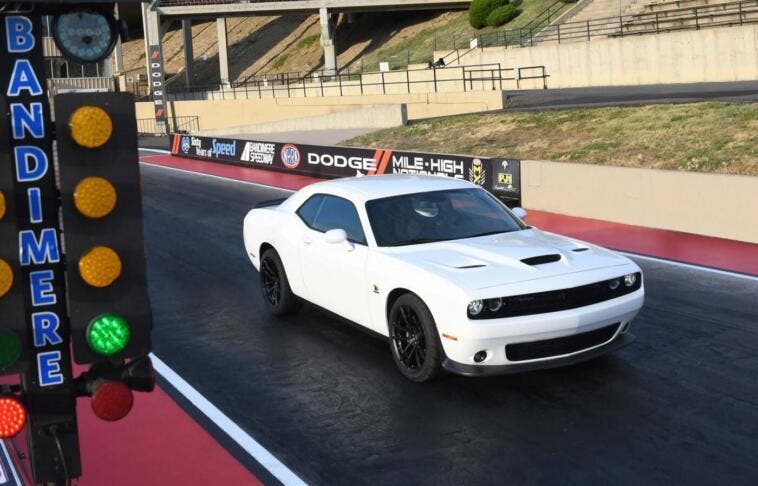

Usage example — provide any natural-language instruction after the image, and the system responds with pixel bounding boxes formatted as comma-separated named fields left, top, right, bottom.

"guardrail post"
left=695, top=8, right=699, bottom=29
left=320, top=74, right=324, bottom=97
left=655, top=12, right=659, bottom=33
left=557, top=24, right=561, bottom=43
left=433, top=65, right=438, bottom=93
left=530, top=27, right=534, bottom=47
left=381, top=72, right=385, bottom=95
left=462, top=68, right=467, bottom=92
left=406, top=70, right=410, bottom=93
left=738, top=1, right=743, bottom=25
left=257, top=80, right=262, bottom=99
left=339, top=74, right=343, bottom=96
left=359, top=73, right=364, bottom=95
left=587, top=21, right=591, bottom=40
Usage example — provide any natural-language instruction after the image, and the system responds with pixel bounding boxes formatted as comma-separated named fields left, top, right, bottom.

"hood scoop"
left=521, top=254, right=562, bottom=266
left=572, top=247, right=589, bottom=252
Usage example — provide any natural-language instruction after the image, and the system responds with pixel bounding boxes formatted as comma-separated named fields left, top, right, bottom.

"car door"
left=296, top=194, right=370, bottom=326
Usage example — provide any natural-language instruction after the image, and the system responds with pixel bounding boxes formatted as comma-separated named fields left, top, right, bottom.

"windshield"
left=366, top=188, right=526, bottom=247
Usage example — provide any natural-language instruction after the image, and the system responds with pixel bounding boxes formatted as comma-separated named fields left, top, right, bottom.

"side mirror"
left=324, top=228, right=348, bottom=244
left=512, top=207, right=528, bottom=219
left=324, top=229, right=354, bottom=251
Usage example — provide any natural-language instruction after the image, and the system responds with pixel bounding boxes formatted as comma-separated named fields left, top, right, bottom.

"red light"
left=91, top=381, right=133, bottom=421
left=0, top=397, right=26, bottom=438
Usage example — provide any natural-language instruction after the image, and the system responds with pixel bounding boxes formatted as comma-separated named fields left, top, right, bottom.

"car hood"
left=386, top=229, right=630, bottom=290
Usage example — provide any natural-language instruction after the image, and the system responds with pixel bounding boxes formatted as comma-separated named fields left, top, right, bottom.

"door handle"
left=303, top=236, right=312, bottom=245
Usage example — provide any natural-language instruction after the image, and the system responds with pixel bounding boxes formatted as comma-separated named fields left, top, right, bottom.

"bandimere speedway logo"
left=469, top=158, right=486, bottom=185
left=241, top=141, right=275, bottom=165
left=281, top=144, right=301, bottom=169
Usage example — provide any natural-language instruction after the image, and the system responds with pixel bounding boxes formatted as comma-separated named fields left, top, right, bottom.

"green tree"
left=486, top=5, right=523, bottom=27
left=469, top=0, right=510, bottom=29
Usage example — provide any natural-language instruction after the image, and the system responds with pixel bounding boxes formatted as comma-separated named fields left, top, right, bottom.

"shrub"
left=469, top=0, right=509, bottom=29
left=486, top=5, right=522, bottom=27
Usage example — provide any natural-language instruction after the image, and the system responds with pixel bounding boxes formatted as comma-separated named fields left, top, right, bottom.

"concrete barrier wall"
left=195, top=104, right=408, bottom=136
left=522, top=160, right=758, bottom=243
left=136, top=91, right=506, bottom=130
left=435, top=24, right=758, bottom=88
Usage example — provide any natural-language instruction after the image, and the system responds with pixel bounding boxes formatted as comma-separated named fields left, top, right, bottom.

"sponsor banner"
left=148, top=44, right=167, bottom=130
left=170, top=134, right=521, bottom=204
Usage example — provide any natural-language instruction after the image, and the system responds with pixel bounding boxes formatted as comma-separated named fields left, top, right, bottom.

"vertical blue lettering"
left=28, top=187, right=42, bottom=223
left=11, top=102, right=44, bottom=139
left=19, top=229, right=60, bottom=265
left=37, top=351, right=65, bottom=387
left=14, top=146, right=48, bottom=181
left=7, top=59, right=42, bottom=96
left=32, top=312, right=62, bottom=347
left=5, top=16, right=34, bottom=53
left=30, top=270, right=56, bottom=306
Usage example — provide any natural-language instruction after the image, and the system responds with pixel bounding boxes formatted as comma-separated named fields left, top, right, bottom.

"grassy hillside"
left=121, top=0, right=568, bottom=85
left=342, top=102, right=758, bottom=176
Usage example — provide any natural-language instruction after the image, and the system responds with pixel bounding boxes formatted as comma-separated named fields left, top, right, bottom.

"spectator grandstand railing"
left=145, top=64, right=548, bottom=102
left=443, top=0, right=757, bottom=50
left=137, top=115, right=200, bottom=135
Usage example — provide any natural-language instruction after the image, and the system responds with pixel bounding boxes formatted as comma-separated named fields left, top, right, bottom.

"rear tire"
left=259, top=248, right=301, bottom=316
left=388, top=294, right=443, bottom=382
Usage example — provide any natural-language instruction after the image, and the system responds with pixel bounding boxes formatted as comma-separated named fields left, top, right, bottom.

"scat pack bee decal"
left=469, top=159, right=486, bottom=186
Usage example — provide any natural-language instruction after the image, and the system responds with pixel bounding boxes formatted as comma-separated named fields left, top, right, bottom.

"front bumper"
left=442, top=332, right=635, bottom=376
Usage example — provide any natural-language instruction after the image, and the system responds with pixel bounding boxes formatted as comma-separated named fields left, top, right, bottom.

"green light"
left=87, top=314, right=130, bottom=356
left=0, top=331, right=21, bottom=370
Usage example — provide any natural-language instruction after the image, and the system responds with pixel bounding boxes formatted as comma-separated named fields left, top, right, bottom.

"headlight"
left=608, top=278, right=621, bottom=290
left=485, top=298, right=502, bottom=312
left=468, top=299, right=483, bottom=316
left=624, top=273, right=637, bottom=287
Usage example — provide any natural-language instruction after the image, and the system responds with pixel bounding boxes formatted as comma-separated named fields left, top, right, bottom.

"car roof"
left=303, top=174, right=476, bottom=202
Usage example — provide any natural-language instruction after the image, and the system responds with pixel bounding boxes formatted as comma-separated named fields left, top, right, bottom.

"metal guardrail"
left=47, top=77, right=115, bottom=97
left=465, top=0, right=757, bottom=47
left=151, top=63, right=547, bottom=101
left=137, top=115, right=200, bottom=135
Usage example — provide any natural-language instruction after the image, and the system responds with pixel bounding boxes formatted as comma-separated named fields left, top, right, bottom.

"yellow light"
left=0, top=259, right=13, bottom=299
left=0, top=191, right=5, bottom=220
left=79, top=246, right=122, bottom=288
left=69, top=106, right=113, bottom=148
left=74, top=177, right=117, bottom=219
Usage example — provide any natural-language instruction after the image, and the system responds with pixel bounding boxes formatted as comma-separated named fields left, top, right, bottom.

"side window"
left=296, top=195, right=324, bottom=227
left=312, top=196, right=367, bottom=245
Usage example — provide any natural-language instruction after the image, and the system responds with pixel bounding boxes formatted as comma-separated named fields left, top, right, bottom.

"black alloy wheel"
left=259, top=248, right=301, bottom=316
left=389, top=294, right=442, bottom=382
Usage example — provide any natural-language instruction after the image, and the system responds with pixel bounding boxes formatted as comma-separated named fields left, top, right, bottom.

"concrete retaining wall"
left=136, top=91, right=506, bottom=130
left=435, top=24, right=758, bottom=88
left=195, top=104, right=408, bottom=136
left=521, top=160, right=758, bottom=243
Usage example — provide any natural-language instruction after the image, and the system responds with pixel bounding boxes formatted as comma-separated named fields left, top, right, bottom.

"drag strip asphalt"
left=140, top=162, right=758, bottom=485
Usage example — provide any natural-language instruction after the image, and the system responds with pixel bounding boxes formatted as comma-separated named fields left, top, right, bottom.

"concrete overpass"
left=155, top=0, right=471, bottom=18
left=142, top=0, right=471, bottom=90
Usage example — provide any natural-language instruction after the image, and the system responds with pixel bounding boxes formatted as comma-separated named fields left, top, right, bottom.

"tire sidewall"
left=389, top=293, right=442, bottom=382
left=260, top=248, right=300, bottom=316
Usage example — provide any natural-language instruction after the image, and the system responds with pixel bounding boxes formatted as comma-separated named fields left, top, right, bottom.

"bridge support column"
left=182, top=18, right=194, bottom=87
left=217, top=17, right=230, bottom=87
left=319, top=8, right=337, bottom=75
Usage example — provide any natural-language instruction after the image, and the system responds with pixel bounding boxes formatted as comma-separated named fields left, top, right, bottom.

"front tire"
left=388, top=294, right=442, bottom=382
left=259, top=248, right=301, bottom=316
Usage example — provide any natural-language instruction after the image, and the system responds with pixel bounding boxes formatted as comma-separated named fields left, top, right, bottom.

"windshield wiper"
left=386, top=238, right=440, bottom=247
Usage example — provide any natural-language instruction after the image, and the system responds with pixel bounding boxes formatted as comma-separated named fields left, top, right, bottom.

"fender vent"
left=521, top=254, right=561, bottom=266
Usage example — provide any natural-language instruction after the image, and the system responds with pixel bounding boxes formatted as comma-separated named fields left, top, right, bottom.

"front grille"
left=469, top=272, right=642, bottom=319
left=506, top=323, right=620, bottom=362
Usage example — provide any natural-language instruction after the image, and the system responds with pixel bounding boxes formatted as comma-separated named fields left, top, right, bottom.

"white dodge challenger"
left=243, top=175, right=644, bottom=382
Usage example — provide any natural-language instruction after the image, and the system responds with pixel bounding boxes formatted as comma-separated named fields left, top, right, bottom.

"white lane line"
left=150, top=353, right=308, bottom=486
left=620, top=251, right=758, bottom=282
left=139, top=148, right=171, bottom=154
left=139, top=156, right=758, bottom=283
left=140, top=160, right=298, bottom=193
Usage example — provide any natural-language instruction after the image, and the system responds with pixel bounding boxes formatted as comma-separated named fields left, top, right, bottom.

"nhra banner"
left=170, top=134, right=521, bottom=204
